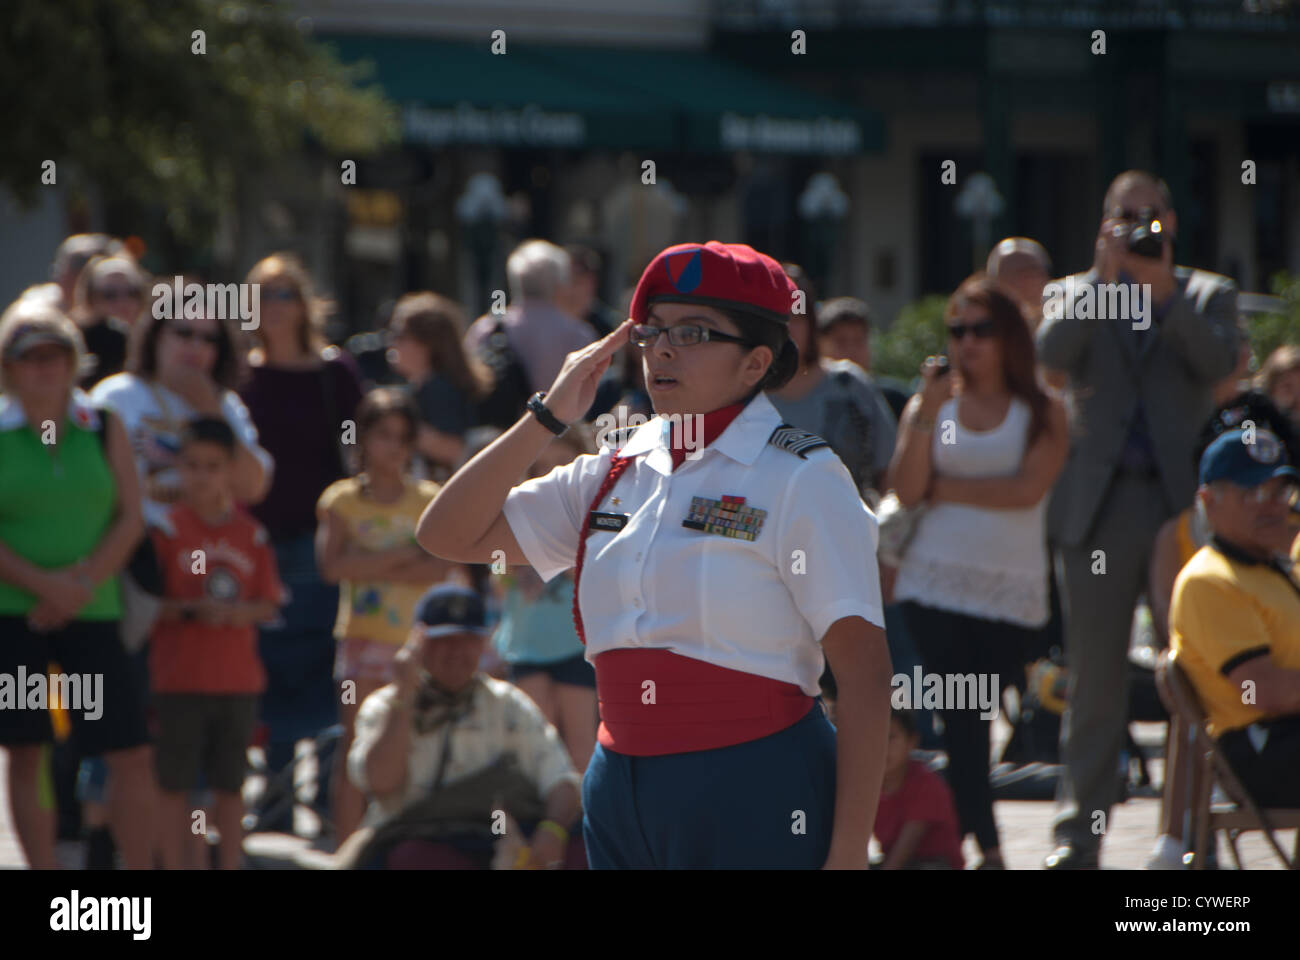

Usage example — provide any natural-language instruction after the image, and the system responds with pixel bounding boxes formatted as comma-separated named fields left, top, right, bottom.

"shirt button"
left=635, top=552, right=643, bottom=561
left=633, top=598, right=642, bottom=608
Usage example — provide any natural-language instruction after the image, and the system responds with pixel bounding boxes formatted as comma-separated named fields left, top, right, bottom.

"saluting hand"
left=541, top=319, right=635, bottom=424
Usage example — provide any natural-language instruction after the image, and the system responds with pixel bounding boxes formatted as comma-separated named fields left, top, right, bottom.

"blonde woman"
left=238, top=252, right=364, bottom=828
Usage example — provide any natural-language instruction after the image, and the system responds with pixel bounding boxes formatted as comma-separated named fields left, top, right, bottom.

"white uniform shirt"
left=348, top=677, right=580, bottom=827
left=503, top=392, right=885, bottom=696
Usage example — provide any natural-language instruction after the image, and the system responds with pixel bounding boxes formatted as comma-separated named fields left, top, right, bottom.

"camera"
left=1111, top=206, right=1166, bottom=260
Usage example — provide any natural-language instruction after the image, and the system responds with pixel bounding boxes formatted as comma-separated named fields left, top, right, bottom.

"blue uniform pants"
left=582, top=704, right=837, bottom=868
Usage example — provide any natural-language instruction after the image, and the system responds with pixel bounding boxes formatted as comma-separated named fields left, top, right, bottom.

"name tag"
left=589, top=512, right=629, bottom=532
left=682, top=495, right=766, bottom=542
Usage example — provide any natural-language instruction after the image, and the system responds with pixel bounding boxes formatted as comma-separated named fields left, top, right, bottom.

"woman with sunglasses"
left=886, top=273, right=1069, bottom=869
left=418, top=241, right=890, bottom=869
left=90, top=288, right=273, bottom=528
left=237, top=254, right=364, bottom=831
left=70, top=254, right=148, bottom=389
left=84, top=290, right=274, bottom=861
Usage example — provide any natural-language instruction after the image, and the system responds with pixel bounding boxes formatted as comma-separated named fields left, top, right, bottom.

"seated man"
left=1150, top=391, right=1300, bottom=645
left=1170, top=427, right=1300, bottom=816
left=345, top=582, right=582, bottom=868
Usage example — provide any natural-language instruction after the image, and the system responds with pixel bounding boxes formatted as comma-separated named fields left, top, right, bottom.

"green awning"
left=526, top=45, right=882, bottom=155
left=321, top=34, right=674, bottom=150
left=320, top=35, right=880, bottom=155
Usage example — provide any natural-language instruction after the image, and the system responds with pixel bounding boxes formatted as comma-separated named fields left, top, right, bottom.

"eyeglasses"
left=946, top=319, right=996, bottom=340
left=98, top=287, right=141, bottom=301
left=261, top=288, right=299, bottom=303
left=168, top=323, right=223, bottom=346
left=629, top=323, right=752, bottom=348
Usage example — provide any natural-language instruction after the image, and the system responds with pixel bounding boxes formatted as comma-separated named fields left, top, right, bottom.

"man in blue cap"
left=1169, top=427, right=1300, bottom=811
left=345, top=582, right=581, bottom=868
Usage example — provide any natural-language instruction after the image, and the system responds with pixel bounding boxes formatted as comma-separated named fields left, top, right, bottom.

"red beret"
left=629, top=241, right=796, bottom=327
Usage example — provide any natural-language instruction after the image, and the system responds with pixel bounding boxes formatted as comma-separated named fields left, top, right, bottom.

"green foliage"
left=872, top=294, right=950, bottom=383
left=1248, top=271, right=1300, bottom=365
left=1, top=0, right=398, bottom=239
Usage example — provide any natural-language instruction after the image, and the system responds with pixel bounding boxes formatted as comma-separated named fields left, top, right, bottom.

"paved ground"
left=2, top=719, right=1292, bottom=870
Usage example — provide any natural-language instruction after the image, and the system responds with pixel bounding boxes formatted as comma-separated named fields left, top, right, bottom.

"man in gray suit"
left=1036, top=170, right=1240, bottom=868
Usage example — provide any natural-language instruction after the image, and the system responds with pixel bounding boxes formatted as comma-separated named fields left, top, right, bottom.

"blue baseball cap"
left=413, top=583, right=490, bottom=639
left=1199, top=428, right=1300, bottom=488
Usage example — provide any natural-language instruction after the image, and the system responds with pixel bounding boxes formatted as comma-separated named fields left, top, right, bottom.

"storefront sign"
left=403, top=102, right=586, bottom=146
left=719, top=112, right=861, bottom=154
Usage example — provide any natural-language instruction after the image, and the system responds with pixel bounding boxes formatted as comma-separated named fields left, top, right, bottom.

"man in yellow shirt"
left=1170, top=426, right=1300, bottom=810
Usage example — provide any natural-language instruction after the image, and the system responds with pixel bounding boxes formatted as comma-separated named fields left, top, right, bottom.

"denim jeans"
left=256, top=532, right=340, bottom=823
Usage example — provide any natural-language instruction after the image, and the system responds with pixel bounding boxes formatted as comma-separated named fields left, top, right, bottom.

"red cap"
left=629, top=241, right=796, bottom=327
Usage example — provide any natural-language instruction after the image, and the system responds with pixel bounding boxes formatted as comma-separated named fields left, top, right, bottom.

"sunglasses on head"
left=629, top=323, right=751, bottom=348
left=168, top=323, right=222, bottom=346
left=946, top=319, right=996, bottom=340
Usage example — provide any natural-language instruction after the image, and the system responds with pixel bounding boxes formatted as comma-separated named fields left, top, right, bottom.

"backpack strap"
left=767, top=423, right=829, bottom=459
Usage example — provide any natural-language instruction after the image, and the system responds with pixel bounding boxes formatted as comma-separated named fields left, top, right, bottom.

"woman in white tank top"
left=885, top=275, right=1069, bottom=869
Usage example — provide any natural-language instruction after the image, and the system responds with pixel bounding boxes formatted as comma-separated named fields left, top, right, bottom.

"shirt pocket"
left=698, top=532, right=777, bottom=643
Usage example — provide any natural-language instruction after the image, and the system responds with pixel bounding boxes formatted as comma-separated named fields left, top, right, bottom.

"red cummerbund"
left=594, top=648, right=815, bottom=757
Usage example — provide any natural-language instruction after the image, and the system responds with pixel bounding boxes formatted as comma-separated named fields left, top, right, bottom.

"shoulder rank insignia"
left=767, top=424, right=829, bottom=459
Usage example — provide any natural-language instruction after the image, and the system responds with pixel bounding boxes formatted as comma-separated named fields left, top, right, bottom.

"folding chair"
left=1154, top=650, right=1300, bottom=870
left=244, top=722, right=345, bottom=835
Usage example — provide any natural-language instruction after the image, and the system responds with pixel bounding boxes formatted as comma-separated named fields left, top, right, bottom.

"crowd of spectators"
left=2, top=167, right=1298, bottom=870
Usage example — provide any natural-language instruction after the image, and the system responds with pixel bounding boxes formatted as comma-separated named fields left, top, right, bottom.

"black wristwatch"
left=526, top=392, right=568, bottom=436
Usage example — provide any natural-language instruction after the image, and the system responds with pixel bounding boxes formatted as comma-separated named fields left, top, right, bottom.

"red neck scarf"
left=668, top=401, right=746, bottom=470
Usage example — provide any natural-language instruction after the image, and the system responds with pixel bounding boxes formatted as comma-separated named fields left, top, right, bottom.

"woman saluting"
left=418, top=242, right=890, bottom=868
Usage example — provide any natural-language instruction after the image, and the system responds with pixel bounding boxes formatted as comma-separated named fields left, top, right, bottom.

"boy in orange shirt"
left=149, top=418, right=284, bottom=869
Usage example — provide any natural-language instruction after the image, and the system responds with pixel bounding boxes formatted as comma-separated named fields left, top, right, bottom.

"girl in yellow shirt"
left=316, top=388, right=459, bottom=843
